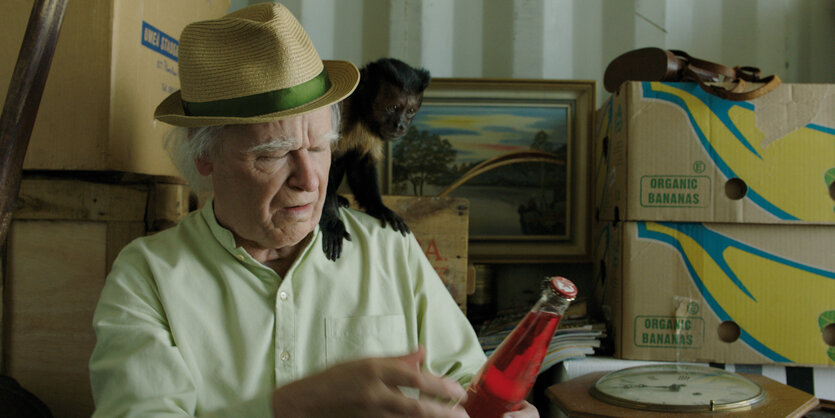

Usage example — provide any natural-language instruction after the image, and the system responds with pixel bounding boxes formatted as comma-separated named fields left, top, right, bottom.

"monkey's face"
left=370, top=84, right=423, bottom=141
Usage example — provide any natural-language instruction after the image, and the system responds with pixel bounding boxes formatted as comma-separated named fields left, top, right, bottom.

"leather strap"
left=671, top=50, right=737, bottom=81
left=668, top=49, right=782, bottom=101
left=681, top=63, right=781, bottom=101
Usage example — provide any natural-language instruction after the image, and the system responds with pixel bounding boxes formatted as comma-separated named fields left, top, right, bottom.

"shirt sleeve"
left=402, top=234, right=487, bottom=386
left=88, top=245, right=274, bottom=418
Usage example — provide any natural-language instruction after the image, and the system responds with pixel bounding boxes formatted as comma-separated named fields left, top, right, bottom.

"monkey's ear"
left=357, top=66, right=373, bottom=91
left=417, top=68, right=431, bottom=91
left=358, top=67, right=370, bottom=84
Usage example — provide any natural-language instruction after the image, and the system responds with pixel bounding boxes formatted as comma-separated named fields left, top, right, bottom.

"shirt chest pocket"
left=325, top=314, right=409, bottom=366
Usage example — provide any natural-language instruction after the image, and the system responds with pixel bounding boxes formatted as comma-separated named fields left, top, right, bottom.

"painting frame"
left=381, top=78, right=595, bottom=263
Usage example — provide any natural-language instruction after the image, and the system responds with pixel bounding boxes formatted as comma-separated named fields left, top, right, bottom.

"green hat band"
left=182, top=69, right=331, bottom=118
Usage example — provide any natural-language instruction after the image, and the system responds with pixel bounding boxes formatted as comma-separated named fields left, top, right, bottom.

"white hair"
left=164, top=103, right=341, bottom=194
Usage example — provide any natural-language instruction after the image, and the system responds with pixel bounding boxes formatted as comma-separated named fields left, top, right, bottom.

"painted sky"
left=410, top=102, right=569, bottom=164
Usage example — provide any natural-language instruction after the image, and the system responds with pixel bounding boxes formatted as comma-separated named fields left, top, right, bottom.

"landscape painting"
left=383, top=79, right=594, bottom=262
left=389, top=101, right=570, bottom=239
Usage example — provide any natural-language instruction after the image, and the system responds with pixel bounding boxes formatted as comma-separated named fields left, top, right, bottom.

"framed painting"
left=382, top=78, right=595, bottom=263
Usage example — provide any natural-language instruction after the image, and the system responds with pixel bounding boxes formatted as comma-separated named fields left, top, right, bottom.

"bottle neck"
left=531, top=290, right=572, bottom=316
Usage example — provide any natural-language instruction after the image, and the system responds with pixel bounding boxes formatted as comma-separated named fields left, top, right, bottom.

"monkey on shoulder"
left=320, top=58, right=431, bottom=261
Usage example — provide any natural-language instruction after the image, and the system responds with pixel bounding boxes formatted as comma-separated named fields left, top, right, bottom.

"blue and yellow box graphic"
left=594, top=220, right=835, bottom=366
left=594, top=82, right=835, bottom=224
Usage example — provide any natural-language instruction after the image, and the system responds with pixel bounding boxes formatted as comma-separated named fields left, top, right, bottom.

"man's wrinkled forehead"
left=223, top=107, right=335, bottom=146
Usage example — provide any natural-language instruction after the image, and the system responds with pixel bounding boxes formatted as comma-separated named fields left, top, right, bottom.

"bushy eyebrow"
left=320, top=131, right=339, bottom=145
left=247, top=137, right=297, bottom=154
left=247, top=130, right=339, bottom=154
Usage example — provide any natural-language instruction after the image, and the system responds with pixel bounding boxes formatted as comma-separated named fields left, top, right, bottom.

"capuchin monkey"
left=320, top=58, right=431, bottom=261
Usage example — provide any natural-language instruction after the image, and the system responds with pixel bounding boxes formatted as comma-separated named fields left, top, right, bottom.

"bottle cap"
left=548, top=276, right=577, bottom=300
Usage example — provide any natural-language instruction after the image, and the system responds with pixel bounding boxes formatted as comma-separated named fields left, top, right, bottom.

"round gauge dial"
left=589, top=364, right=765, bottom=412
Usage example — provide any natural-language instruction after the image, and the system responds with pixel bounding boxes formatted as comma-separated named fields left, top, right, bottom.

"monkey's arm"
left=320, top=154, right=351, bottom=261
left=347, top=153, right=410, bottom=235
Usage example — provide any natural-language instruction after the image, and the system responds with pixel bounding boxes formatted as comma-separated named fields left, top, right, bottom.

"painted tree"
left=529, top=130, right=553, bottom=152
left=392, top=126, right=457, bottom=195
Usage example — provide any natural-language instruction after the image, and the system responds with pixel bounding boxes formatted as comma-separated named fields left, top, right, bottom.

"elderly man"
left=89, top=3, right=538, bottom=417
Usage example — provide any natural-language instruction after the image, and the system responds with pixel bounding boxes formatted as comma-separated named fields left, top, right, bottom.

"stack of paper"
left=474, top=301, right=606, bottom=375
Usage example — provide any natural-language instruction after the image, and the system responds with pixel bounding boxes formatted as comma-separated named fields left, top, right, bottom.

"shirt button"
left=280, top=351, right=291, bottom=361
left=235, top=254, right=245, bottom=261
left=279, top=291, right=288, bottom=300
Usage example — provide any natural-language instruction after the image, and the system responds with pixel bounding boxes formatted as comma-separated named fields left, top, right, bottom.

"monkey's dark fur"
left=320, top=58, right=431, bottom=261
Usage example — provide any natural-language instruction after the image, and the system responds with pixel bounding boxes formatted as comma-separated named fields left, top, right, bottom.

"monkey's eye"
left=386, top=105, right=399, bottom=113
left=406, top=108, right=417, bottom=116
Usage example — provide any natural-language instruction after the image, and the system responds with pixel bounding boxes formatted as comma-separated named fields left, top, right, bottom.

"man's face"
left=200, top=107, right=335, bottom=252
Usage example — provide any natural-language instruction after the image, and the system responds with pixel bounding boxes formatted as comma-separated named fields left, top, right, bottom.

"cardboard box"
left=594, top=82, right=835, bottom=224
left=0, top=0, right=229, bottom=176
left=3, top=177, right=192, bottom=416
left=594, top=220, right=835, bottom=366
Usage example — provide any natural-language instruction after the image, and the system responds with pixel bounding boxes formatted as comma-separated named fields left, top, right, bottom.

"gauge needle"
left=620, top=383, right=687, bottom=391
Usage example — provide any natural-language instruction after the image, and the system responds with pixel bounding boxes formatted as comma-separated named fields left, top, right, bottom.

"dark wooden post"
left=0, top=0, right=69, bottom=246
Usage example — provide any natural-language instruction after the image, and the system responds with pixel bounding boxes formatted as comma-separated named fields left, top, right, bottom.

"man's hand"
left=272, top=346, right=468, bottom=417
left=503, top=401, right=539, bottom=418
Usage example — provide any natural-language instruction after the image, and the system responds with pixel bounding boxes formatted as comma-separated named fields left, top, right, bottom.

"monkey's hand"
left=320, top=212, right=352, bottom=261
left=368, top=206, right=411, bottom=236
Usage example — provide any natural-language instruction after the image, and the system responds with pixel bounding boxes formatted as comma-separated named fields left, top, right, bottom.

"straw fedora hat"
left=154, top=2, right=359, bottom=127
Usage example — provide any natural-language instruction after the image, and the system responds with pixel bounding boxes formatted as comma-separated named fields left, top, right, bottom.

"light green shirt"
left=89, top=201, right=486, bottom=417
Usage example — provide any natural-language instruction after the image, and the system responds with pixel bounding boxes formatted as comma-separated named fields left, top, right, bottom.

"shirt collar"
left=199, top=198, right=239, bottom=253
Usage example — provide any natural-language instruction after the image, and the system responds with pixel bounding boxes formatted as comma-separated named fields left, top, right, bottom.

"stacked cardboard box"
left=592, top=81, right=835, bottom=366
left=1, top=0, right=229, bottom=176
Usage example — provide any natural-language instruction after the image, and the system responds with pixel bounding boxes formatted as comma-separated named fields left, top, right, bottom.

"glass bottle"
left=463, top=276, right=577, bottom=418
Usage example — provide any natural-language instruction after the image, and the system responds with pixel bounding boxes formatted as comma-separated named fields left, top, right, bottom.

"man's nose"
left=289, top=151, right=319, bottom=191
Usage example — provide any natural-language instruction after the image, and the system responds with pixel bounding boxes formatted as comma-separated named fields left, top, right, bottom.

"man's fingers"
left=412, top=398, right=470, bottom=418
left=502, top=400, right=540, bottom=418
left=374, top=359, right=466, bottom=404
left=392, top=345, right=425, bottom=368
left=375, top=392, right=469, bottom=418
left=275, top=352, right=473, bottom=418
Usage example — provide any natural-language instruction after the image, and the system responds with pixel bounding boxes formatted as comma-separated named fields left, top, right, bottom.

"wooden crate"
left=2, top=176, right=191, bottom=418
left=379, top=196, right=470, bottom=312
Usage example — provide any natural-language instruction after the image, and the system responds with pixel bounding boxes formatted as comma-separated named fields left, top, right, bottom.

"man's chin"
left=273, top=218, right=317, bottom=238
left=263, top=226, right=315, bottom=251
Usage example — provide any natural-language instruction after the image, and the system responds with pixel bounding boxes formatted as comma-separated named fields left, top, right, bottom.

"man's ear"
left=196, top=157, right=213, bottom=176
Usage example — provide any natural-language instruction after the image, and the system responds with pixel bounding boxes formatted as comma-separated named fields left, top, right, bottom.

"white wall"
left=231, top=0, right=835, bottom=105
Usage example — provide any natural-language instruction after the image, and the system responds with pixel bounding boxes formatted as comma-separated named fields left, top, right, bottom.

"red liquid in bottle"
left=463, top=311, right=562, bottom=418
